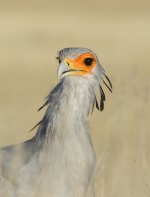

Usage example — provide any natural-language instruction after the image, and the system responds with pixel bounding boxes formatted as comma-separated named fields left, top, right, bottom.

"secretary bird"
left=0, top=47, right=112, bottom=197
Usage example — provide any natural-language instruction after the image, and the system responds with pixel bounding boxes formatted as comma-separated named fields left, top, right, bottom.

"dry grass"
left=0, top=0, right=150, bottom=196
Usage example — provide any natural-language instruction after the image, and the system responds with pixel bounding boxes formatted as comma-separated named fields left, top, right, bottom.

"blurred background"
left=0, top=0, right=150, bottom=196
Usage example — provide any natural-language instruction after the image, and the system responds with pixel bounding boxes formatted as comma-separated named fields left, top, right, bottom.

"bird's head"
left=57, top=48, right=103, bottom=80
left=57, top=47, right=112, bottom=111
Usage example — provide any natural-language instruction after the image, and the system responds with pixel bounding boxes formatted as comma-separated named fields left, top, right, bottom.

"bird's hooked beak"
left=58, top=60, right=68, bottom=79
left=58, top=59, right=84, bottom=79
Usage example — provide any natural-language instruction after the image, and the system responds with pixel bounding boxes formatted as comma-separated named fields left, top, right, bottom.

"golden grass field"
left=0, top=0, right=150, bottom=196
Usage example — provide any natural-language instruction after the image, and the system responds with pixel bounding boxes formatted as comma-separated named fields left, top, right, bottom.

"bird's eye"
left=84, top=57, right=94, bottom=67
left=56, top=57, right=62, bottom=64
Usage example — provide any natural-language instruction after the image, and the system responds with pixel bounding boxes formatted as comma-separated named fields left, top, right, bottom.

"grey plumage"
left=0, top=47, right=112, bottom=197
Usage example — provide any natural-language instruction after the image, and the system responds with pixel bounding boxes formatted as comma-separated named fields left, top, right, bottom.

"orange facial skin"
left=64, top=53, right=96, bottom=76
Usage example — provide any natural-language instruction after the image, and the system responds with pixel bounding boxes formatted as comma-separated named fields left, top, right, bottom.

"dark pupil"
left=84, top=58, right=94, bottom=66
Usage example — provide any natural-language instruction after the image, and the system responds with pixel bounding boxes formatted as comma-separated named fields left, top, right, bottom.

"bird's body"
left=0, top=48, right=112, bottom=197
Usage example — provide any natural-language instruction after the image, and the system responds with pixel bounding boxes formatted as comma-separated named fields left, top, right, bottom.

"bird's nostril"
left=66, top=61, right=70, bottom=66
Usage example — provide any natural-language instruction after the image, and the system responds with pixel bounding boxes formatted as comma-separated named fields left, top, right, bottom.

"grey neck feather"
left=33, top=76, right=97, bottom=152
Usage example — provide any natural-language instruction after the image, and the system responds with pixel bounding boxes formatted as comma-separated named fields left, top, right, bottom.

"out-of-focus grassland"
left=0, top=0, right=150, bottom=196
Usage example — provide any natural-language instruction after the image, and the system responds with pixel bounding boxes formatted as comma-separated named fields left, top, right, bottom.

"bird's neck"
left=35, top=76, right=97, bottom=151
left=60, top=77, right=95, bottom=117
left=55, top=77, right=95, bottom=137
